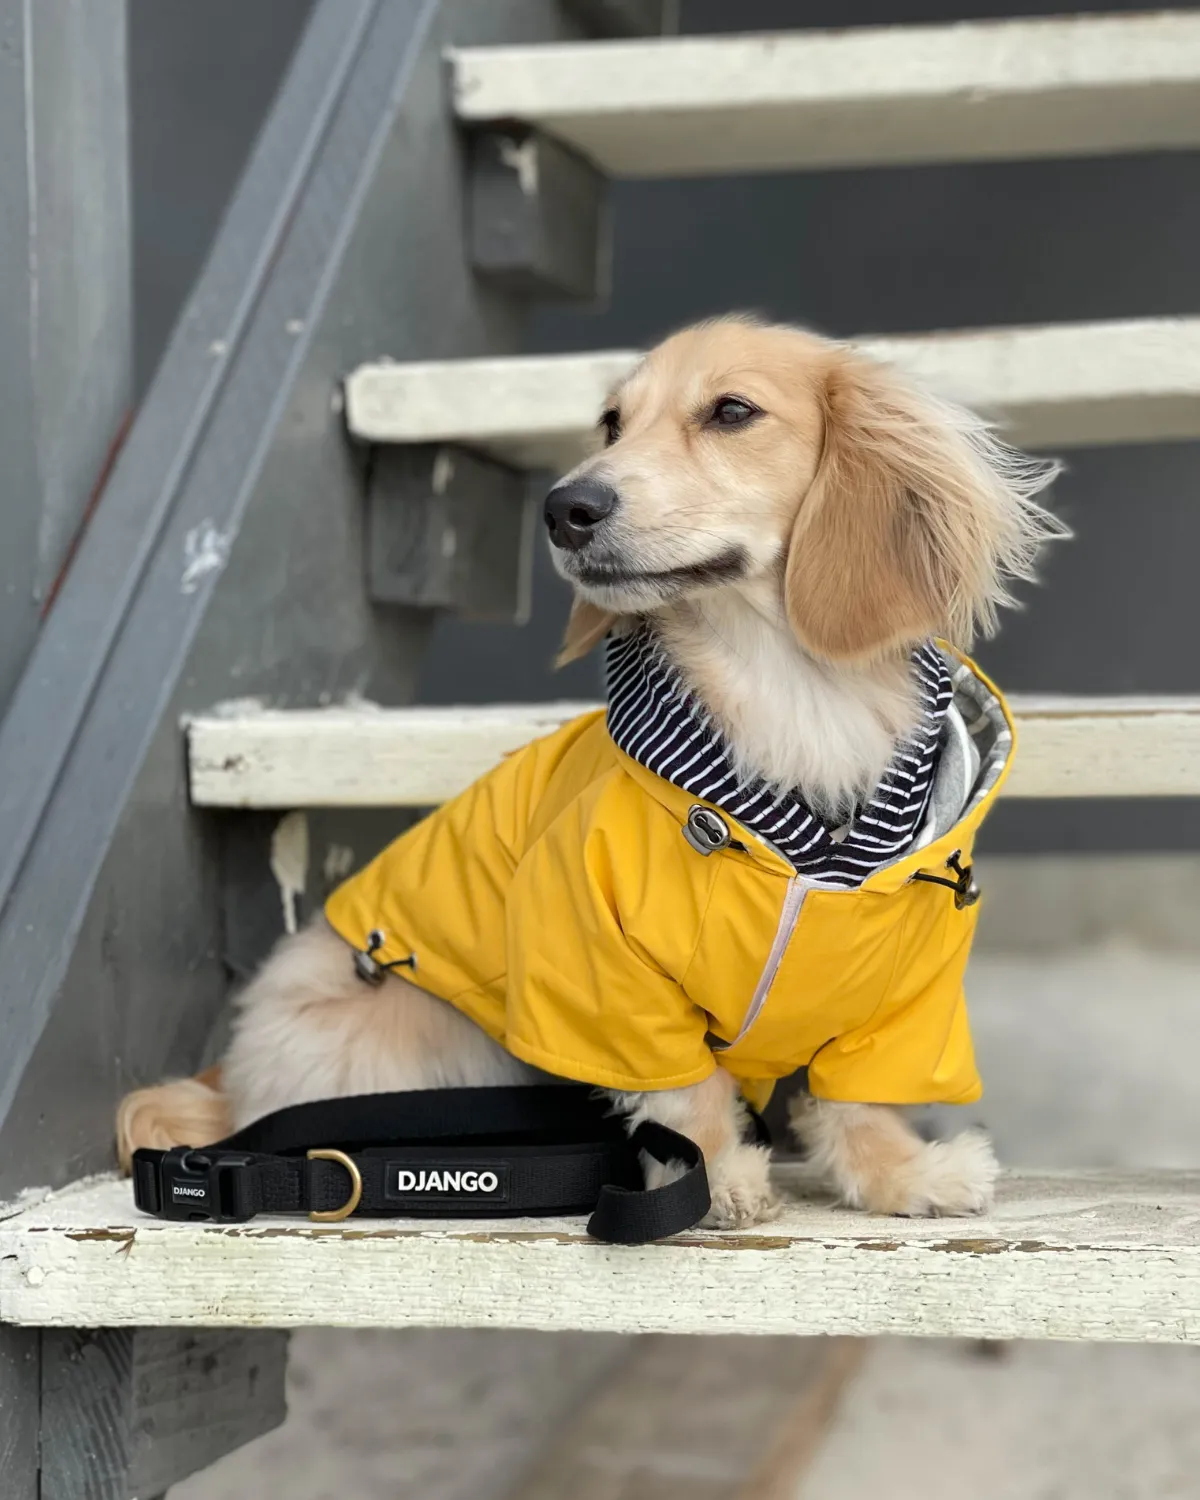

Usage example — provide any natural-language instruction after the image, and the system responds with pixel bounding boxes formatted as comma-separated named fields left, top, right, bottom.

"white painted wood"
left=7, top=1169, right=1200, bottom=1341
left=345, top=349, right=635, bottom=470
left=344, top=317, right=1200, bottom=466
left=186, top=697, right=1200, bottom=808
left=188, top=702, right=602, bottom=808
left=451, top=13, right=1200, bottom=177
left=1007, top=696, right=1200, bottom=799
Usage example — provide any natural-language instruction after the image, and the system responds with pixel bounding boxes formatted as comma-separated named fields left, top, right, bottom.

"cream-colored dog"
left=119, top=317, right=1060, bottom=1226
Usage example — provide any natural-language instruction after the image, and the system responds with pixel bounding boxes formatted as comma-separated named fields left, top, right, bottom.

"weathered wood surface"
left=186, top=696, right=1200, bottom=809
left=366, top=444, right=533, bottom=621
left=0, top=1327, right=39, bottom=1499
left=451, top=13, right=1200, bottom=177
left=344, top=317, right=1200, bottom=468
left=37, top=1326, right=288, bottom=1500
left=6, top=1170, right=1200, bottom=1342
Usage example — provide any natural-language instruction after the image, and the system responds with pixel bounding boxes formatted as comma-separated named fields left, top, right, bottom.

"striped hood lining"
left=605, top=626, right=952, bottom=889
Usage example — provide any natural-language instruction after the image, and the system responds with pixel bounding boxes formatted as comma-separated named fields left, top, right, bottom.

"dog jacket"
left=324, top=645, right=1014, bottom=1111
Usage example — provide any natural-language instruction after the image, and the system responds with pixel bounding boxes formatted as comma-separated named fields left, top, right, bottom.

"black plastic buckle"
left=134, top=1147, right=258, bottom=1222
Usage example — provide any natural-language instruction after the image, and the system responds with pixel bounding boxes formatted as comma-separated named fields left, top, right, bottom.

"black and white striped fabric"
left=605, top=626, right=952, bottom=888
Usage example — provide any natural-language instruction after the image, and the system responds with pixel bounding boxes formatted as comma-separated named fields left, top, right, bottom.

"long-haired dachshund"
left=119, top=317, right=1061, bottom=1227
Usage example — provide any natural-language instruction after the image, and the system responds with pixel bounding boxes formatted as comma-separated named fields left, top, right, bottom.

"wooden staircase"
left=5, top=0, right=1200, bottom=1341
left=3, top=4, right=1200, bottom=1494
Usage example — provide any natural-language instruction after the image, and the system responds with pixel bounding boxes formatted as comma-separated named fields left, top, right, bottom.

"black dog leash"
left=131, top=1084, right=715, bottom=1245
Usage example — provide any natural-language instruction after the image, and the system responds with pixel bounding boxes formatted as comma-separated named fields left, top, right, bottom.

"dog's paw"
left=702, top=1143, right=780, bottom=1230
left=884, top=1129, right=998, bottom=1218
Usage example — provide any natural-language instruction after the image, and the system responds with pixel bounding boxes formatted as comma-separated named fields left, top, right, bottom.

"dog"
left=118, top=316, right=1061, bottom=1227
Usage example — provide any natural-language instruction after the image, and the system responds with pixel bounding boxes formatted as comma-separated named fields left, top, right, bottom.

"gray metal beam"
left=0, top=0, right=591, bottom=1196
left=0, top=0, right=131, bottom=711
left=0, top=0, right=388, bottom=1169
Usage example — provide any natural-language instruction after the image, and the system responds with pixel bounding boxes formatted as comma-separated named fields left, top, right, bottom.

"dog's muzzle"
left=544, top=476, right=618, bottom=552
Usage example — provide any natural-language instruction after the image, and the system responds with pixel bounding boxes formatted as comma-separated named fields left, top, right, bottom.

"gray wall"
left=130, top=0, right=315, bottom=393
left=128, top=0, right=1199, bottom=853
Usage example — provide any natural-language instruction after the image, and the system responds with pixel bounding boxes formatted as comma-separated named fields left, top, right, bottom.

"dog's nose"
left=544, top=477, right=618, bottom=552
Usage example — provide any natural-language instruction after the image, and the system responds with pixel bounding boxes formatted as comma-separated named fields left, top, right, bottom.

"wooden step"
left=4, top=1168, right=1200, bottom=1341
left=451, top=12, right=1200, bottom=177
left=187, top=697, right=1200, bottom=809
left=345, top=317, right=1200, bottom=468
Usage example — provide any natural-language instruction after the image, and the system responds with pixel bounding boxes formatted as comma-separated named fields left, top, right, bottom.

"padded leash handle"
left=586, top=1120, right=711, bottom=1245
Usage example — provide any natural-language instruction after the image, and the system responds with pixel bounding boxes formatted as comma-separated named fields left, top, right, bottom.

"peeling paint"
left=270, top=812, right=309, bottom=936
left=181, top=521, right=234, bottom=594
left=194, top=696, right=272, bottom=721
left=432, top=449, right=455, bottom=494
left=930, top=1237, right=1094, bottom=1255
left=323, top=843, right=356, bottom=884
left=0, top=1184, right=55, bottom=1221
left=499, top=135, right=539, bottom=195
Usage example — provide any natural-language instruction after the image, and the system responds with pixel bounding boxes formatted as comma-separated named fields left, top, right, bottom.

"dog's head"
left=548, top=317, right=1063, bottom=664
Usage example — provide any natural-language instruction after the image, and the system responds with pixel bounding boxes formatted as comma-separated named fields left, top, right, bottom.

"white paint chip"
left=432, top=450, right=455, bottom=494
left=270, top=811, right=310, bottom=936
left=181, top=522, right=233, bottom=595
left=499, top=135, right=540, bottom=195
left=323, top=844, right=356, bottom=886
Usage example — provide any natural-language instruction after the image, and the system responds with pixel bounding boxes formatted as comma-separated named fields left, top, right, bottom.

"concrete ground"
left=799, top=1339, right=1200, bottom=1500
left=173, top=942, right=1200, bottom=1499
left=171, top=1329, right=628, bottom=1500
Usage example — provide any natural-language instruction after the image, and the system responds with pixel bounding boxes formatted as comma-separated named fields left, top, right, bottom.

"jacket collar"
left=608, top=640, right=1016, bottom=889
left=605, top=625, right=951, bottom=888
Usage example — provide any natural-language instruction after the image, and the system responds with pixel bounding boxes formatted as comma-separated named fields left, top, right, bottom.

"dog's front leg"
left=612, top=1069, right=779, bottom=1230
left=789, top=1096, right=997, bottom=1216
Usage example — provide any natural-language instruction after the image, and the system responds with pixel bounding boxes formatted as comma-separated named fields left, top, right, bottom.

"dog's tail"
left=115, top=1065, right=231, bottom=1174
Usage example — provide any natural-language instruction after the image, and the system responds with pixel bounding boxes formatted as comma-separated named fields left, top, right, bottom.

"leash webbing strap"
left=131, top=1084, right=714, bottom=1244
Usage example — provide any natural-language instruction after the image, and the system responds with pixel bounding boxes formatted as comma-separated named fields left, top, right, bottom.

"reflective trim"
left=719, top=876, right=812, bottom=1050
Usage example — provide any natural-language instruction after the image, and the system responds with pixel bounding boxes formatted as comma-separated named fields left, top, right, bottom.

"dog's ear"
left=785, top=350, right=1063, bottom=662
left=557, top=598, right=618, bottom=666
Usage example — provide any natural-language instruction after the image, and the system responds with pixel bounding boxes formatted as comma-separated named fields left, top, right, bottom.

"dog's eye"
left=600, top=408, right=621, bottom=446
left=706, top=396, right=761, bottom=429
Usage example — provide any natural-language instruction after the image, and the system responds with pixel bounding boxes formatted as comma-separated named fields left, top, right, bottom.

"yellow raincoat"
left=325, top=653, right=1013, bottom=1111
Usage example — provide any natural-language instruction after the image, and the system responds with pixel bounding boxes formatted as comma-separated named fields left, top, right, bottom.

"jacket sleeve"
left=502, top=781, right=717, bottom=1093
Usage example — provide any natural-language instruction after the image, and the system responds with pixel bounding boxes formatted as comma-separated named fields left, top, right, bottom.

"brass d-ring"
left=307, top=1148, right=363, bottom=1222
